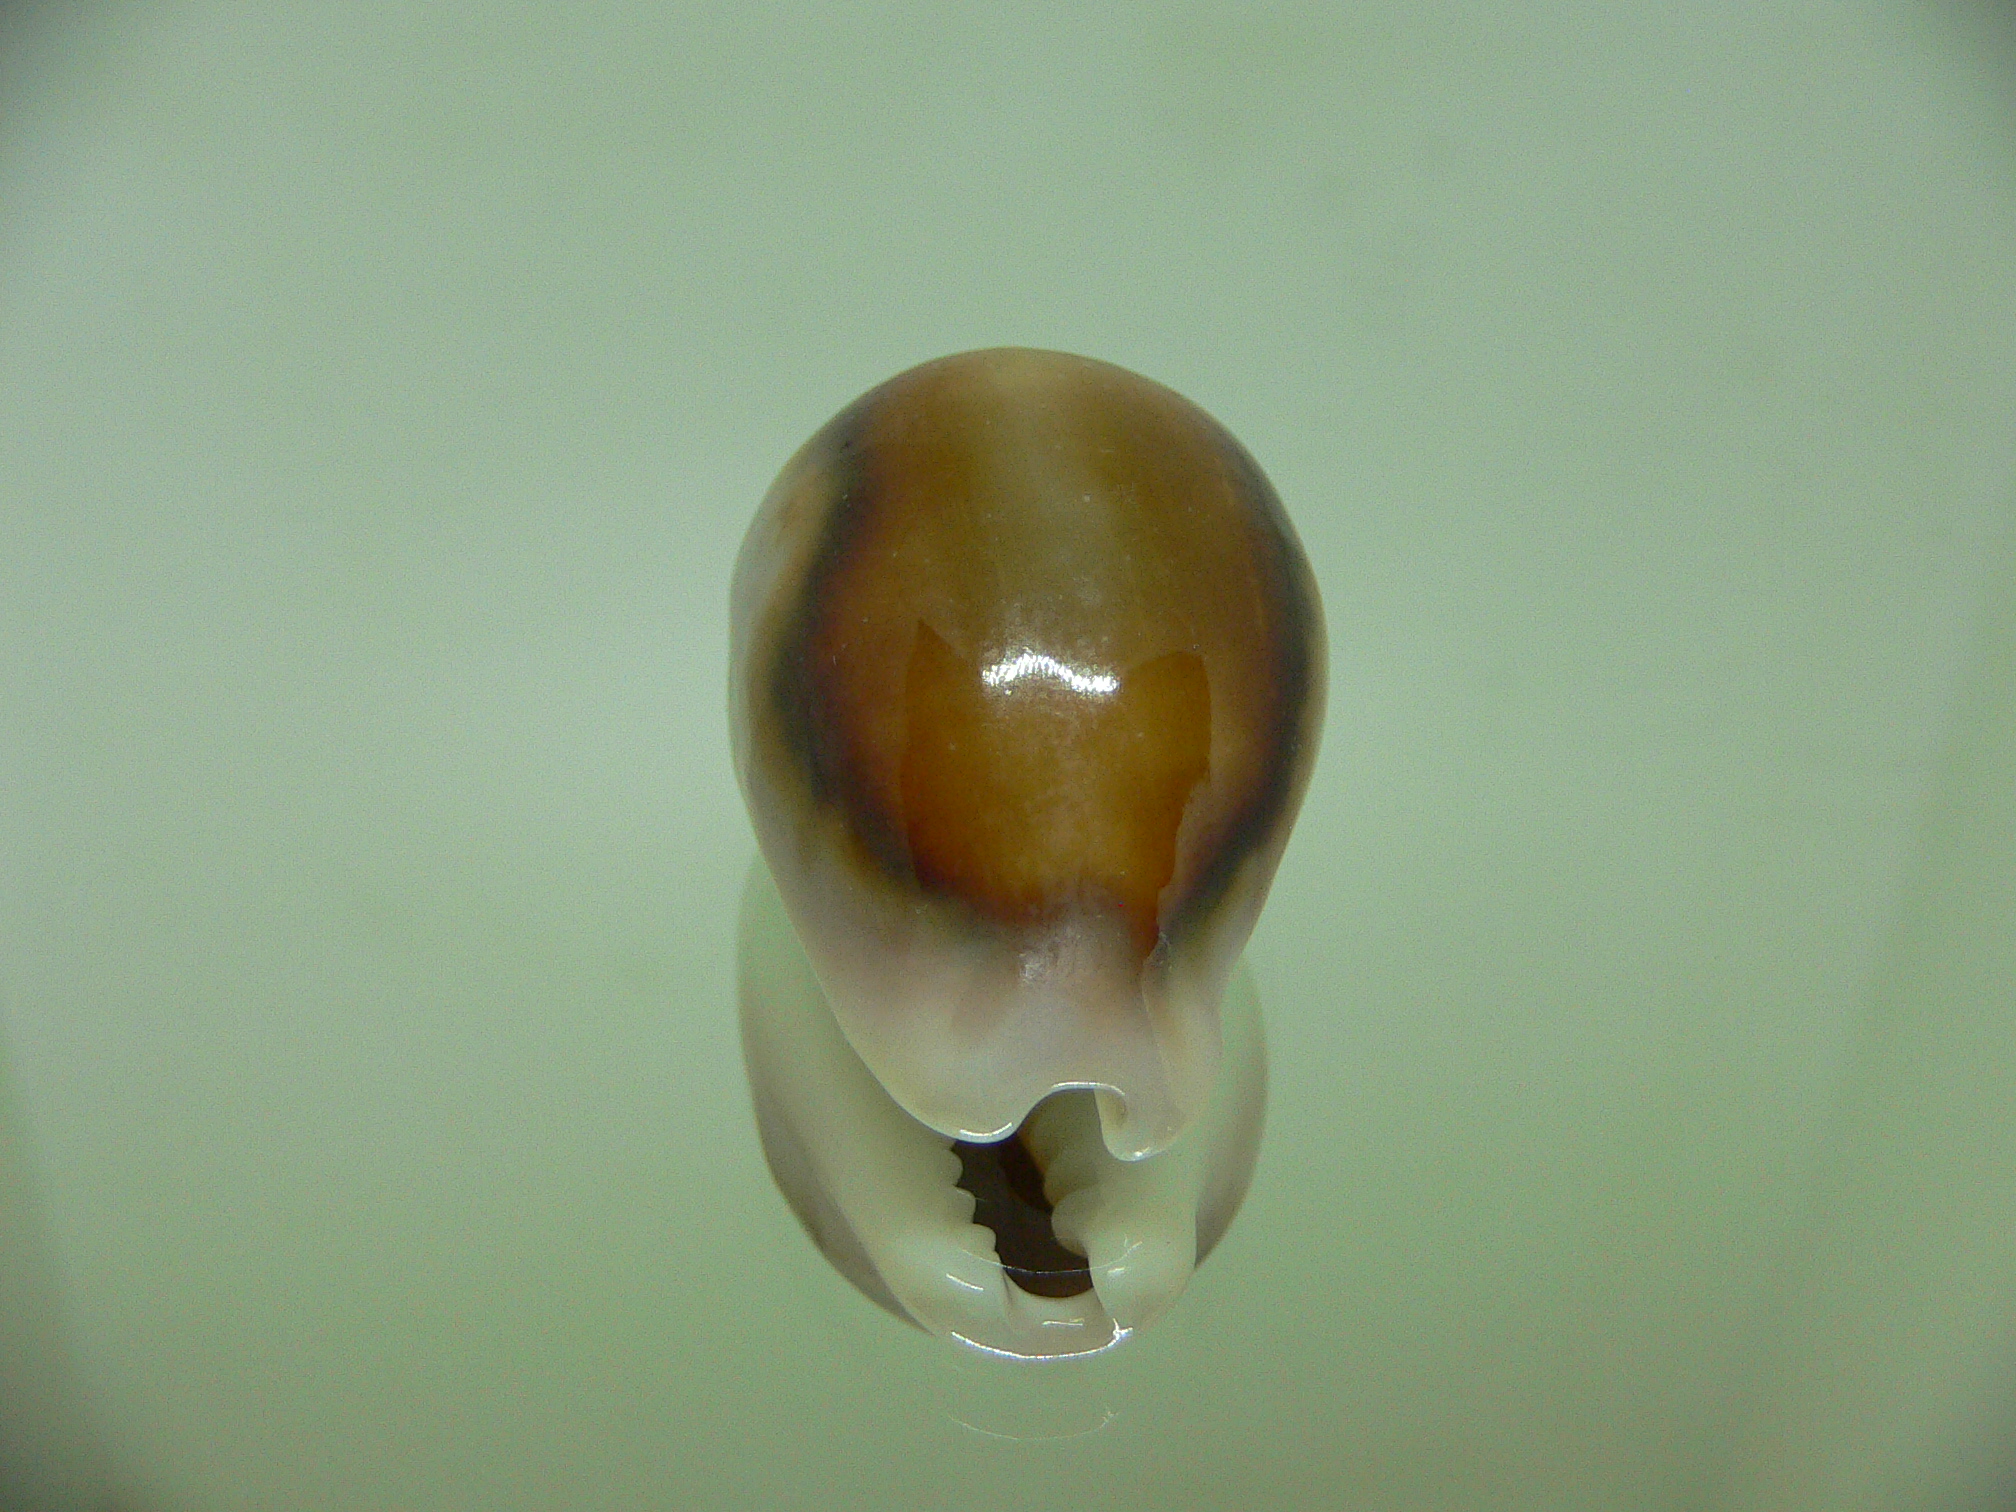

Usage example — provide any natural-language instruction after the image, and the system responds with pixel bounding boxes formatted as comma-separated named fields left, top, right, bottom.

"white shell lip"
left=737, top=857, right=1267, bottom=1360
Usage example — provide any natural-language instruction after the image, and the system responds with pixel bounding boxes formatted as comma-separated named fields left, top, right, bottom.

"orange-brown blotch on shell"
left=751, top=350, right=1318, bottom=952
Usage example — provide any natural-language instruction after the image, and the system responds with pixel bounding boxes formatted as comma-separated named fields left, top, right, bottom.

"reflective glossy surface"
left=731, top=348, right=1324, bottom=1164
left=729, top=349, right=1317, bottom=1352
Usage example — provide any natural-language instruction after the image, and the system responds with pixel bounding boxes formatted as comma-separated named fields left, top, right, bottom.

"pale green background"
left=2, top=4, right=2015, bottom=1510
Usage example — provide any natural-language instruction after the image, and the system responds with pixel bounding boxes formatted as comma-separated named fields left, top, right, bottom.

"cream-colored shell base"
left=737, top=858, right=1266, bottom=1360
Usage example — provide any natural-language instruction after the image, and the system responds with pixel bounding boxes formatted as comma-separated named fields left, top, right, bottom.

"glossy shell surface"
left=731, top=347, right=1323, bottom=1161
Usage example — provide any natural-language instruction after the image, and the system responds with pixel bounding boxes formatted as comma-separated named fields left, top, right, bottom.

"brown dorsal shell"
left=732, top=348, right=1323, bottom=1158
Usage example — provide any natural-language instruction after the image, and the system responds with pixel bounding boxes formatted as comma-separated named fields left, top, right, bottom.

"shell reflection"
left=729, top=348, right=1322, bottom=1354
